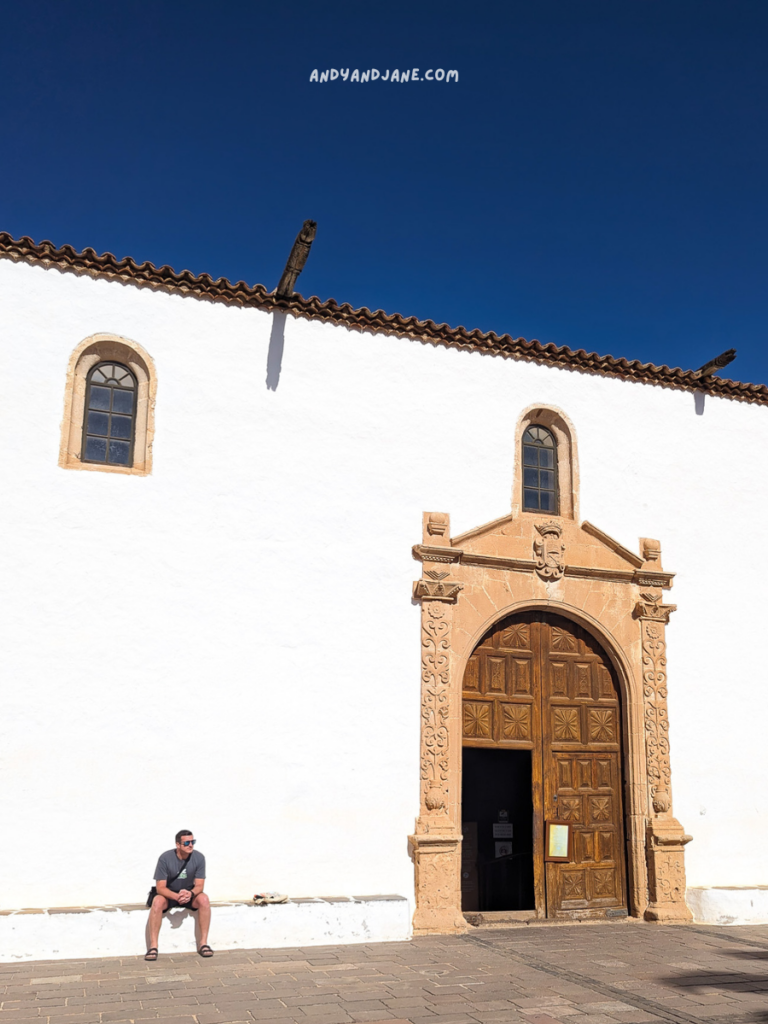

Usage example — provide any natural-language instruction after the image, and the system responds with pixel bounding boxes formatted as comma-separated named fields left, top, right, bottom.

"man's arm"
left=189, top=854, right=206, bottom=900
left=158, top=877, right=203, bottom=904
left=156, top=879, right=185, bottom=902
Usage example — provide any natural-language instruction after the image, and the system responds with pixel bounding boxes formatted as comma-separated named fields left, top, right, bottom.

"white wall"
left=0, top=257, right=766, bottom=914
left=0, top=898, right=410, bottom=962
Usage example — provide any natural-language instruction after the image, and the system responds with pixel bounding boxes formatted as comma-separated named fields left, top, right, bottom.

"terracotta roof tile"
left=2, top=231, right=766, bottom=406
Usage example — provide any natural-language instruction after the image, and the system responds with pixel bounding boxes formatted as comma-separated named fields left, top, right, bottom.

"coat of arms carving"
left=534, top=520, right=565, bottom=581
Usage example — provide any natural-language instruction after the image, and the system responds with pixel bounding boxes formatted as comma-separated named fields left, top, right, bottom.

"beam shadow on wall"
left=266, top=312, right=287, bottom=391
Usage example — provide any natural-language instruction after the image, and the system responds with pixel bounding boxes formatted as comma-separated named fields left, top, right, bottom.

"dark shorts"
left=162, top=896, right=198, bottom=912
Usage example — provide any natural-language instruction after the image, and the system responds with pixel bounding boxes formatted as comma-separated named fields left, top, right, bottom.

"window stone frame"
left=59, top=333, right=156, bottom=476
left=513, top=405, right=579, bottom=520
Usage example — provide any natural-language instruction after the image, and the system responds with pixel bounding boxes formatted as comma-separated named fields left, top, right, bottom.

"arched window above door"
left=514, top=406, right=579, bottom=519
left=522, top=425, right=558, bottom=513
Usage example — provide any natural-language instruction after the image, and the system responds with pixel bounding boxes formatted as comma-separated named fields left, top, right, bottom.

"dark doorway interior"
left=461, top=747, right=535, bottom=912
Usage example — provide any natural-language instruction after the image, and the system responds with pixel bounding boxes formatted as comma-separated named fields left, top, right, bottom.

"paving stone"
left=46, top=1016, right=103, bottom=1024
left=2, top=924, right=768, bottom=1024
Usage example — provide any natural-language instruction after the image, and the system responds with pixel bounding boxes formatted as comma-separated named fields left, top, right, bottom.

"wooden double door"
left=462, top=611, right=628, bottom=918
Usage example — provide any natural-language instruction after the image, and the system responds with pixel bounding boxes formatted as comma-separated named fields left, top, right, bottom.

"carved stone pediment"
left=439, top=514, right=673, bottom=588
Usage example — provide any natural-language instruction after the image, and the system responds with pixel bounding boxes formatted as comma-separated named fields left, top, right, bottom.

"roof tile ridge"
left=265, top=292, right=768, bottom=398
left=0, top=230, right=263, bottom=304
left=2, top=231, right=768, bottom=404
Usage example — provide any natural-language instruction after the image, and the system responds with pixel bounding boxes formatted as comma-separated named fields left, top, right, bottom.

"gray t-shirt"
left=154, top=849, right=206, bottom=893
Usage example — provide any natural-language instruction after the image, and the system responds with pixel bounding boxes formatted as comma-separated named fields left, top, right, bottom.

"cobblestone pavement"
left=2, top=922, right=768, bottom=1024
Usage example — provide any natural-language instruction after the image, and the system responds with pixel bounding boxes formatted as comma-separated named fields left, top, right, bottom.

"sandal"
left=198, top=944, right=214, bottom=958
left=144, top=947, right=158, bottom=961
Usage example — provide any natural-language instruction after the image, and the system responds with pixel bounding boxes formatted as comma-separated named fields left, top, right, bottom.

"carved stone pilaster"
left=417, top=599, right=453, bottom=820
left=635, top=596, right=693, bottom=922
left=637, top=608, right=675, bottom=815
left=410, top=524, right=466, bottom=933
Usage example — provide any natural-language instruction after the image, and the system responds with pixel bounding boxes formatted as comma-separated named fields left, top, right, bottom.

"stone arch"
left=455, top=599, right=648, bottom=920
left=59, top=333, right=157, bottom=476
left=513, top=404, right=580, bottom=519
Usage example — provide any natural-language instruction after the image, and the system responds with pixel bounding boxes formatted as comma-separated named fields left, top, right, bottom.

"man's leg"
left=147, top=894, right=168, bottom=952
left=191, top=892, right=211, bottom=949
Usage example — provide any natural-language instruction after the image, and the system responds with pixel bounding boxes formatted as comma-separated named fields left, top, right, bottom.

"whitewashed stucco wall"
left=0, top=257, right=766, bottom=918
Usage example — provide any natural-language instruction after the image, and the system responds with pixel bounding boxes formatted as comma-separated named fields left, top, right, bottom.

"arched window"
left=60, top=334, right=155, bottom=475
left=522, top=425, right=558, bottom=513
left=82, top=362, right=137, bottom=466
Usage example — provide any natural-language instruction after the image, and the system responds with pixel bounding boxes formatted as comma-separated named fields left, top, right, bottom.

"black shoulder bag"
left=146, top=854, right=195, bottom=908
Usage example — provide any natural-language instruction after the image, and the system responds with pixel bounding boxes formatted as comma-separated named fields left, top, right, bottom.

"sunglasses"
left=181, top=839, right=196, bottom=847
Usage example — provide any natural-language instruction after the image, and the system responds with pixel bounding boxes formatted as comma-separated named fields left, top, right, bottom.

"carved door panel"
left=541, top=616, right=627, bottom=917
left=462, top=611, right=627, bottom=919
left=462, top=612, right=545, bottom=911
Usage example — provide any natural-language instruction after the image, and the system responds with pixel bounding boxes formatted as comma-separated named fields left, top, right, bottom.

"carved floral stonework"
left=534, top=520, right=566, bottom=580
left=640, top=620, right=673, bottom=815
left=420, top=600, right=451, bottom=814
left=635, top=599, right=692, bottom=922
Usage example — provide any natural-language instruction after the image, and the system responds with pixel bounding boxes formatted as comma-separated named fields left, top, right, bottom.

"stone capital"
left=634, top=590, right=677, bottom=623
left=413, top=578, right=463, bottom=603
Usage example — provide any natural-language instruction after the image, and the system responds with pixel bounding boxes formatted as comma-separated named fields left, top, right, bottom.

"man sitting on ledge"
left=146, top=829, right=212, bottom=960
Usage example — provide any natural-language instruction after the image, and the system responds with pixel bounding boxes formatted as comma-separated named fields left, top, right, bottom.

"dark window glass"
left=112, top=389, right=135, bottom=414
left=521, top=425, right=558, bottom=513
left=110, top=415, right=133, bottom=439
left=89, top=386, right=111, bottom=411
left=82, top=362, right=137, bottom=467
left=85, top=437, right=107, bottom=462
left=108, top=440, right=131, bottom=465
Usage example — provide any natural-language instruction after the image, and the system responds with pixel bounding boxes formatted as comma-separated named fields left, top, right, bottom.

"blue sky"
left=2, top=1, right=767, bottom=383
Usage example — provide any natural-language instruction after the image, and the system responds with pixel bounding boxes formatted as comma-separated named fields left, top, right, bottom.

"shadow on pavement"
left=661, top=961, right=768, bottom=1024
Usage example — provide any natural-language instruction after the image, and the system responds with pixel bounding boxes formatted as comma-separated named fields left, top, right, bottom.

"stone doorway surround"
left=409, top=510, right=692, bottom=933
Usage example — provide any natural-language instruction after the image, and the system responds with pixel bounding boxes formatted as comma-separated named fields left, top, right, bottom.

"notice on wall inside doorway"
left=495, top=841, right=513, bottom=858
left=493, top=823, right=513, bottom=838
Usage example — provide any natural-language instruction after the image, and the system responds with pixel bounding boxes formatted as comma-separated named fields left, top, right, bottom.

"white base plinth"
left=0, top=897, right=410, bottom=963
left=686, top=887, right=768, bottom=925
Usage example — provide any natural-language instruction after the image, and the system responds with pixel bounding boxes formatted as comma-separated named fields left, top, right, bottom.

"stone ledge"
left=0, top=896, right=411, bottom=962
left=687, top=886, right=768, bottom=925
left=0, top=895, right=407, bottom=916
